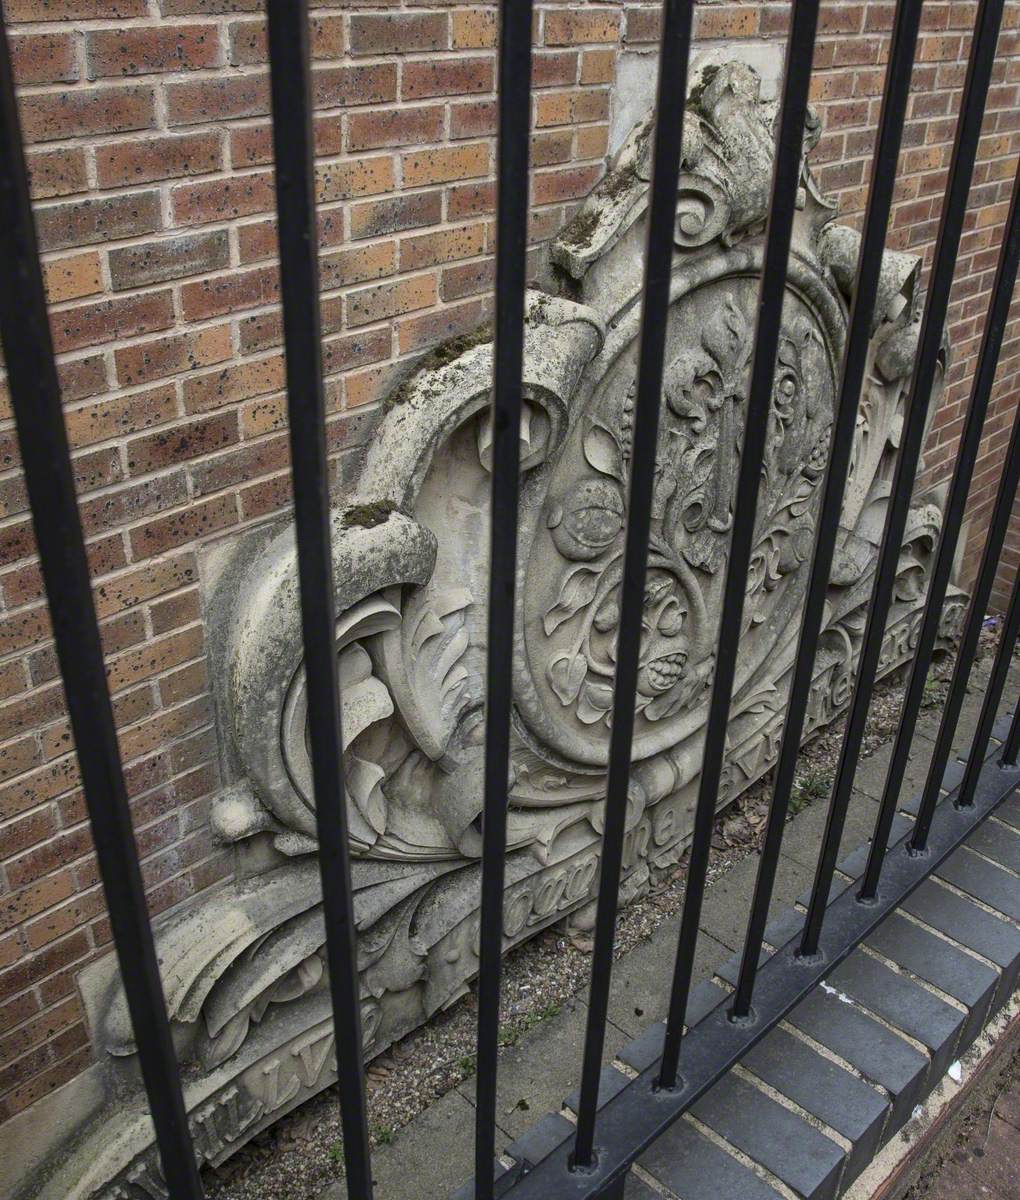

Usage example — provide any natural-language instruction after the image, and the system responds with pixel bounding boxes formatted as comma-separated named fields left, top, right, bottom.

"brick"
left=533, top=164, right=603, bottom=205
left=576, top=125, right=609, bottom=160
left=159, top=659, right=208, bottom=706
left=237, top=294, right=341, bottom=354
left=580, top=48, right=615, bottom=85
left=400, top=223, right=486, bottom=271
left=313, top=62, right=397, bottom=108
left=316, top=156, right=394, bottom=203
left=106, top=626, right=204, bottom=693
left=342, top=363, right=403, bottom=412
left=867, top=911, right=997, bottom=1052
left=831, top=951, right=964, bottom=1082
left=447, top=180, right=495, bottom=218
left=452, top=9, right=497, bottom=49
left=350, top=189, right=442, bottom=240
left=451, top=100, right=496, bottom=139
left=93, top=554, right=197, bottom=619
left=397, top=296, right=488, bottom=355
left=940, top=845, right=1020, bottom=922
left=86, top=25, right=223, bottom=77
left=319, top=326, right=391, bottom=378
left=65, top=385, right=179, bottom=448
left=544, top=10, right=621, bottom=46
left=966, top=817, right=1020, bottom=874
left=901, top=875, right=1020, bottom=1012
left=0, top=754, right=75, bottom=822
left=640, top=1118, right=784, bottom=1200
left=27, top=148, right=89, bottom=201
left=319, top=241, right=397, bottom=290
left=237, top=393, right=286, bottom=438
left=350, top=13, right=448, bottom=55
left=150, top=589, right=201, bottom=636
left=183, top=353, right=284, bottom=413
left=0, top=682, right=66, bottom=742
left=345, top=273, right=437, bottom=328
left=694, top=5, right=760, bottom=38
left=347, top=104, right=444, bottom=152
left=0, top=445, right=121, bottom=520
left=2, top=808, right=57, bottom=869
left=95, top=131, right=222, bottom=188
left=789, top=984, right=928, bottom=1131
left=441, top=256, right=494, bottom=301
left=34, top=191, right=161, bottom=253
left=238, top=469, right=290, bottom=518
left=0, top=660, right=29, bottom=703
left=229, top=116, right=342, bottom=167
left=172, top=171, right=275, bottom=226
left=109, top=231, right=230, bottom=291
left=10, top=33, right=78, bottom=85
left=179, top=265, right=278, bottom=321
left=692, top=1073, right=844, bottom=1200
left=5, top=0, right=146, bottom=16
left=118, top=698, right=213, bottom=771
left=403, top=56, right=493, bottom=100
left=743, top=1026, right=888, bottom=1184
left=20, top=85, right=156, bottom=145
left=51, top=291, right=174, bottom=356
left=43, top=252, right=103, bottom=305
left=228, top=15, right=344, bottom=65
left=533, top=51, right=579, bottom=88
left=129, top=494, right=237, bottom=557
left=534, top=89, right=610, bottom=128
left=23, top=884, right=104, bottom=951
left=402, top=142, right=489, bottom=187
left=126, top=412, right=239, bottom=475
left=167, top=73, right=269, bottom=126
left=160, top=0, right=260, bottom=13
left=1, top=871, right=76, bottom=933
left=190, top=436, right=290, bottom=498
left=6, top=829, right=94, bottom=891
left=115, top=324, right=232, bottom=386
left=78, top=471, right=188, bottom=538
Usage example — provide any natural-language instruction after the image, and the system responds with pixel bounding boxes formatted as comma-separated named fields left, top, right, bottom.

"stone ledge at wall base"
left=11, top=61, right=961, bottom=1200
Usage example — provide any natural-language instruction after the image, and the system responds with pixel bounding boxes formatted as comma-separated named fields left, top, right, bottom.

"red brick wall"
left=0, top=0, right=1018, bottom=1127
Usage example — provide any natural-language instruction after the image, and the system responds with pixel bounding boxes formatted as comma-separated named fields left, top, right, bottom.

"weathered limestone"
left=18, top=63, right=963, bottom=1200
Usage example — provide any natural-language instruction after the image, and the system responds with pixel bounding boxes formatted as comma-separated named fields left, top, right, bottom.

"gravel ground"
left=203, top=626, right=1005, bottom=1200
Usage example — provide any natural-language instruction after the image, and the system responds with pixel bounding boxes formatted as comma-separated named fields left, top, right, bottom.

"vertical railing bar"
left=859, top=157, right=1020, bottom=896
left=954, top=567, right=1020, bottom=806
left=1001, top=676, right=1020, bottom=766
left=910, top=404, right=1020, bottom=845
left=658, top=0, right=821, bottom=1087
left=473, top=0, right=533, bottom=1195
left=571, top=0, right=696, bottom=1165
left=799, top=0, right=1006, bottom=959
left=0, top=15, right=204, bottom=1199
left=729, top=0, right=925, bottom=1019
left=265, top=2, right=373, bottom=1194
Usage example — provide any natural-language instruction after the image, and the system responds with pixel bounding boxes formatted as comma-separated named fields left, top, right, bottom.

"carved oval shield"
left=516, top=248, right=846, bottom=768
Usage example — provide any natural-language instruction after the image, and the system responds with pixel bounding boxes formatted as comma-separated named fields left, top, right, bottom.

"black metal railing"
left=1, top=0, right=1020, bottom=1197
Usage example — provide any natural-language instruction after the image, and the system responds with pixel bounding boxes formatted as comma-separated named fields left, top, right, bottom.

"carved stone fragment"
left=23, top=63, right=963, bottom=1200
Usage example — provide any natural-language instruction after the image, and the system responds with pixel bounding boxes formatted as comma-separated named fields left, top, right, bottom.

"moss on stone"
left=602, top=162, right=637, bottom=200
left=559, top=206, right=600, bottom=249
left=342, top=500, right=399, bottom=528
left=382, top=324, right=493, bottom=410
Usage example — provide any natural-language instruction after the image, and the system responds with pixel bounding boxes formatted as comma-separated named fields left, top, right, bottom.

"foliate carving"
left=36, top=62, right=959, bottom=1200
